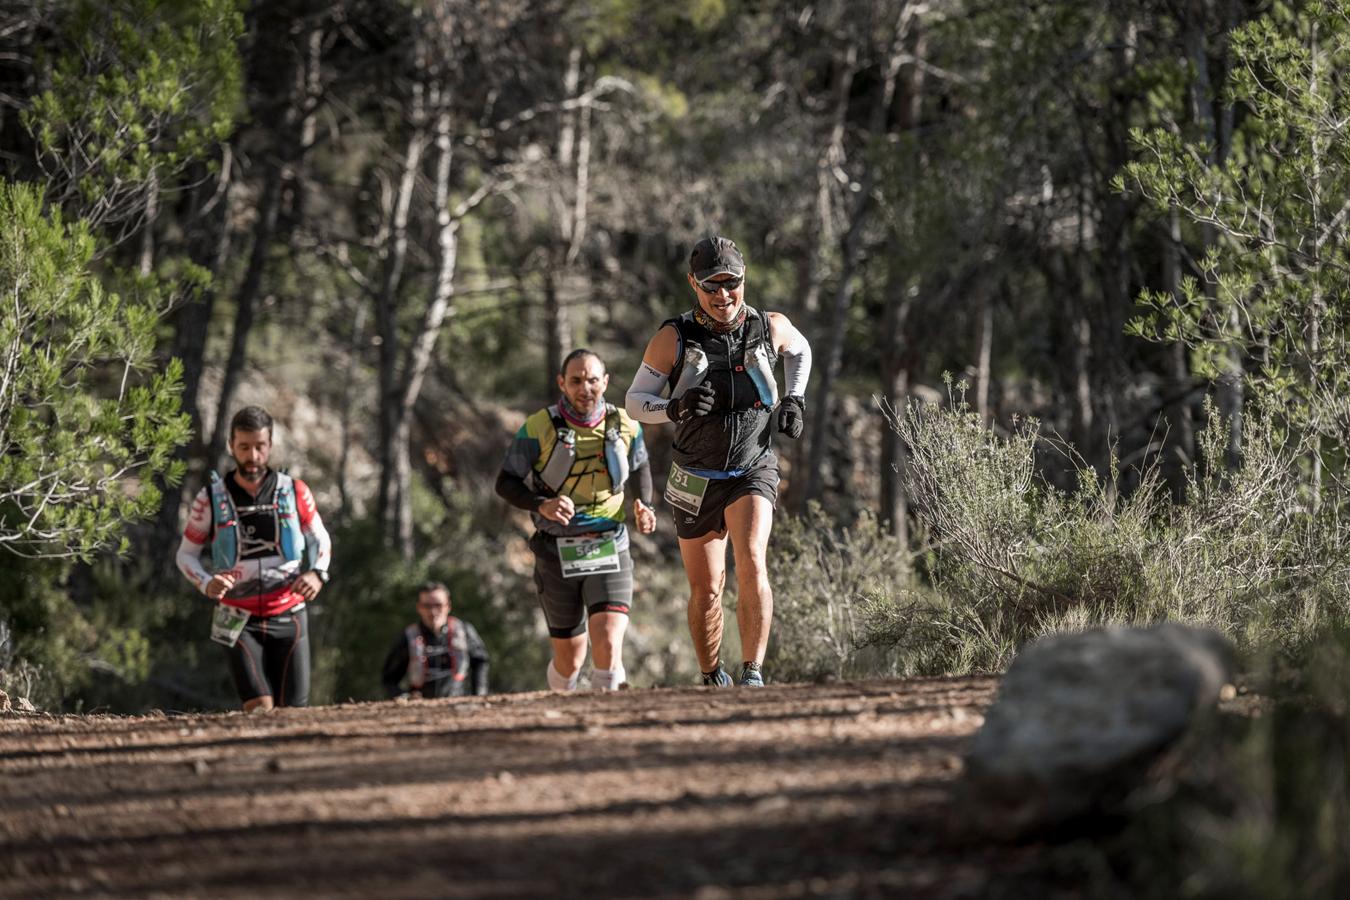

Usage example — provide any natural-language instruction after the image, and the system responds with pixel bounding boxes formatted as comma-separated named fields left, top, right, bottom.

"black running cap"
left=689, top=236, right=745, bottom=280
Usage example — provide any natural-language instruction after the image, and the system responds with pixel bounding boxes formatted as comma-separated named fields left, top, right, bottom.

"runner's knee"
left=589, top=606, right=628, bottom=626
left=688, top=582, right=723, bottom=607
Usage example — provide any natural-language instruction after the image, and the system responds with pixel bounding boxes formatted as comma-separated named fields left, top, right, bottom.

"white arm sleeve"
left=303, top=509, right=332, bottom=572
left=625, top=362, right=674, bottom=425
left=782, top=331, right=812, bottom=397
left=176, top=487, right=215, bottom=596
left=176, top=534, right=214, bottom=596
left=294, top=481, right=332, bottom=573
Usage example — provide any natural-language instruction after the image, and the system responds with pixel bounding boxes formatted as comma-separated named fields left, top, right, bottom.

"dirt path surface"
left=2, top=678, right=1012, bottom=898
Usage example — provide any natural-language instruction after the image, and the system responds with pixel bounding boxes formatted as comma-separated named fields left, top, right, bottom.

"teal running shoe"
left=738, top=662, right=765, bottom=687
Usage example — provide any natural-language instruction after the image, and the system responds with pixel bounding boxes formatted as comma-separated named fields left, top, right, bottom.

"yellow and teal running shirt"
left=500, top=403, right=648, bottom=536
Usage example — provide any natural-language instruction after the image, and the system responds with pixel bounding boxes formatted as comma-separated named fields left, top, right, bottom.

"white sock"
left=590, top=664, right=625, bottom=691
left=546, top=662, right=580, bottom=692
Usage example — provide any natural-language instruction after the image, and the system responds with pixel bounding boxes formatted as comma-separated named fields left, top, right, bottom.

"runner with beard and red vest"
left=625, top=236, right=812, bottom=688
left=380, top=581, right=490, bottom=699
left=176, top=406, right=332, bottom=711
left=496, top=349, right=656, bottom=692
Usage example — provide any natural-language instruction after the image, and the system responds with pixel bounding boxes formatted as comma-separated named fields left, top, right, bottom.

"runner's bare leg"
left=550, top=634, right=589, bottom=678
left=588, top=612, right=628, bottom=672
left=679, top=529, right=729, bottom=672
left=725, top=494, right=774, bottom=666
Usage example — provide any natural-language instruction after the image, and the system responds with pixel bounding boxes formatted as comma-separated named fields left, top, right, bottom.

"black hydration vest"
left=664, top=306, right=779, bottom=472
left=404, top=620, right=470, bottom=696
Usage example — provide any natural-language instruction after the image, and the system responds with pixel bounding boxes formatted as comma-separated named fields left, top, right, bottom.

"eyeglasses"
left=417, top=602, right=449, bottom=610
left=695, top=274, right=744, bottom=295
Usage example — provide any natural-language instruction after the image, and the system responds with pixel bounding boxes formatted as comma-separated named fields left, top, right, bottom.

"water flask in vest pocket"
left=604, top=427, right=629, bottom=490
left=745, top=343, right=779, bottom=408
left=538, top=427, right=577, bottom=492
left=670, top=344, right=709, bottom=398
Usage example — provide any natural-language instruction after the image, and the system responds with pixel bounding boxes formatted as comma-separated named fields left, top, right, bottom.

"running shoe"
left=738, top=662, right=765, bottom=687
left=701, top=666, right=734, bottom=687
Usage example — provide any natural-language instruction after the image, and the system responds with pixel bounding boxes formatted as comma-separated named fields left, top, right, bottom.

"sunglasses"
left=695, top=274, right=744, bottom=294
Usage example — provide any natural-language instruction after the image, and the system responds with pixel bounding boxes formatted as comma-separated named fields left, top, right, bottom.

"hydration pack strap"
left=536, top=405, right=577, bottom=493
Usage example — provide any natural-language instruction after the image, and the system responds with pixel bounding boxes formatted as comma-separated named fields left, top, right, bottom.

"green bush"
left=856, top=390, right=1350, bottom=675
left=762, top=503, right=916, bottom=682
left=0, top=558, right=96, bottom=708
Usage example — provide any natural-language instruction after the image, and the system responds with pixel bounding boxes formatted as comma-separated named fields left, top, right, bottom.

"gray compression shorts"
left=528, top=529, right=634, bottom=639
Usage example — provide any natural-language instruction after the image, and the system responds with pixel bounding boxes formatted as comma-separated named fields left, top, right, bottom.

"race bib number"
left=557, top=535, right=621, bottom=579
left=210, top=604, right=250, bottom=647
left=665, top=463, right=710, bottom=515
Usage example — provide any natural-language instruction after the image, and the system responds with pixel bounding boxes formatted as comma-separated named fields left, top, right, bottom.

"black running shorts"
left=222, top=604, right=310, bottom=706
left=668, top=455, right=780, bottom=540
left=528, top=529, right=634, bottom=639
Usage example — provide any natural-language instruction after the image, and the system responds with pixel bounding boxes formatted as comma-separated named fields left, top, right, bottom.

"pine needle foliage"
left=0, top=180, right=190, bottom=560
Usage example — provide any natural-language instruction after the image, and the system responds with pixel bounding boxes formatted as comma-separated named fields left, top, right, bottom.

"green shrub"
left=857, top=390, right=1350, bottom=675
left=762, top=503, right=916, bottom=682
left=0, top=558, right=96, bottom=708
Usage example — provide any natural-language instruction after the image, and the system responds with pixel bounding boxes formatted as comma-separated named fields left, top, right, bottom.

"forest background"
left=3, top=0, right=1350, bottom=716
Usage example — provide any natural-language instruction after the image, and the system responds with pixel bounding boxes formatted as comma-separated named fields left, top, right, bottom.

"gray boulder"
left=965, top=623, right=1235, bottom=834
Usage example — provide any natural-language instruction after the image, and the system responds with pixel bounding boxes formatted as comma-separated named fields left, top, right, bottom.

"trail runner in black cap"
left=625, top=236, right=812, bottom=687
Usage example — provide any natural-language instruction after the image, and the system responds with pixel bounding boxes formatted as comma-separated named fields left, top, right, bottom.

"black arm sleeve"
left=465, top=622, right=490, bottom=696
left=629, top=456, right=653, bottom=506
left=495, top=469, right=549, bottom=512
left=380, top=634, right=410, bottom=698
left=470, top=660, right=490, bottom=696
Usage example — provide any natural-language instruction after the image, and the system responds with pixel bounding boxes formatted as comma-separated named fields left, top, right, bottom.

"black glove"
left=778, top=395, right=806, bottom=439
left=667, top=382, right=716, bottom=422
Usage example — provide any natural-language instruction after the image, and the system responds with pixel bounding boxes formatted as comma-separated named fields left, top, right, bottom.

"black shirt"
left=225, top=469, right=281, bottom=560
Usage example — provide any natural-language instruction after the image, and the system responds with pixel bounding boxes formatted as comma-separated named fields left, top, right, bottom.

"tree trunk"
left=802, top=183, right=870, bottom=502
left=179, top=150, right=235, bottom=459
left=542, top=269, right=567, bottom=395
left=390, top=106, right=460, bottom=559
left=336, top=300, right=367, bottom=526
left=1045, top=248, right=1095, bottom=466
left=541, top=45, right=588, bottom=393
left=877, top=13, right=926, bottom=542
left=879, top=251, right=917, bottom=541
left=974, top=280, right=993, bottom=426
left=207, top=162, right=282, bottom=467
left=799, top=42, right=857, bottom=321
left=207, top=12, right=315, bottom=466
left=802, top=10, right=919, bottom=506
left=374, top=83, right=428, bottom=537
left=1071, top=285, right=1096, bottom=461
left=138, top=171, right=159, bottom=278
left=1161, top=207, right=1194, bottom=498
left=1088, top=10, right=1138, bottom=481
left=1185, top=0, right=1242, bottom=462
left=878, top=365, right=910, bottom=545
left=148, top=150, right=234, bottom=574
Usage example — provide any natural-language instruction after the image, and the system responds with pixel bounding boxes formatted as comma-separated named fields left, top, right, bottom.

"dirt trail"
left=2, top=678, right=1009, bottom=898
